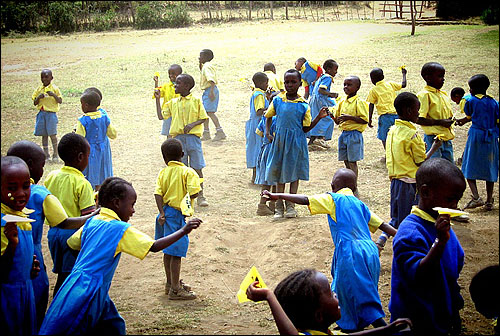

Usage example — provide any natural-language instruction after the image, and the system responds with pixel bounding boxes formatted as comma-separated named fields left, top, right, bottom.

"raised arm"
left=416, top=214, right=451, bottom=279
left=401, top=68, right=407, bottom=88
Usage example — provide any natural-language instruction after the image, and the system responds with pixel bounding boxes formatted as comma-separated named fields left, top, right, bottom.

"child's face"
left=1, top=164, right=31, bottom=211
left=199, top=52, right=210, bottom=65
left=115, top=186, right=137, bottom=222
left=450, top=94, right=462, bottom=105
left=343, top=77, right=359, bottom=97
left=284, top=72, right=301, bottom=95
left=174, top=77, right=191, bottom=96
left=423, top=177, right=466, bottom=211
left=326, top=65, right=338, bottom=78
left=168, top=68, right=182, bottom=83
left=295, top=59, right=305, bottom=71
left=41, top=71, right=53, bottom=87
left=315, top=272, right=341, bottom=327
left=256, top=79, right=269, bottom=91
left=405, top=100, right=421, bottom=123
left=425, top=66, right=445, bottom=90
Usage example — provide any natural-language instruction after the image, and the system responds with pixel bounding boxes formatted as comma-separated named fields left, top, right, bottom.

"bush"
left=164, top=2, right=192, bottom=28
left=48, top=1, right=78, bottom=33
left=135, top=3, right=163, bottom=30
left=481, top=7, right=499, bottom=24
left=93, top=10, right=117, bottom=32
left=1, top=1, right=41, bottom=34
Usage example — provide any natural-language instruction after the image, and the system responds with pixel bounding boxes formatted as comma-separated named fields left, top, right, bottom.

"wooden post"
left=410, top=0, right=416, bottom=35
left=248, top=1, right=252, bottom=20
left=207, top=1, right=212, bottom=23
left=285, top=1, right=289, bottom=20
left=270, top=1, right=273, bottom=20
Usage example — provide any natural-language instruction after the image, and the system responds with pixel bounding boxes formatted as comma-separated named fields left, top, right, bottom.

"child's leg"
left=194, top=168, right=208, bottom=207
left=344, top=160, right=358, bottom=178
left=169, top=256, right=182, bottom=291
left=42, top=135, right=50, bottom=159
left=463, top=179, right=485, bottom=209
left=485, top=181, right=494, bottom=209
left=467, top=179, right=480, bottom=200
left=274, top=183, right=285, bottom=218
left=257, top=185, right=274, bottom=216
left=251, top=167, right=256, bottom=184
left=49, top=134, right=58, bottom=159
left=164, top=254, right=172, bottom=289
left=285, top=181, right=299, bottom=218
left=208, top=112, right=226, bottom=141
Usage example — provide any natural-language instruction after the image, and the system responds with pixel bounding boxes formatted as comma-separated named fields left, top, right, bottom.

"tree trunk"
left=270, top=1, right=273, bottom=20
left=410, top=0, right=416, bottom=35
left=248, top=1, right=252, bottom=20
left=207, top=1, right=212, bottom=23
left=285, top=1, right=289, bottom=19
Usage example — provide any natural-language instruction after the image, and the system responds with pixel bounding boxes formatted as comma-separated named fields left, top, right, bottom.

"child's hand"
left=37, top=93, right=45, bottom=100
left=46, top=90, right=55, bottom=97
left=154, top=89, right=161, bottom=99
left=153, top=75, right=159, bottom=84
left=387, top=318, right=412, bottom=332
left=401, top=67, right=408, bottom=75
left=318, top=107, right=331, bottom=119
left=439, top=118, right=454, bottom=128
left=184, top=123, right=194, bottom=134
left=336, top=114, right=351, bottom=123
left=266, top=133, right=274, bottom=143
left=183, top=217, right=202, bottom=234
left=4, top=222, right=19, bottom=247
left=158, top=214, right=166, bottom=225
left=330, top=92, right=338, bottom=99
left=435, top=214, right=451, bottom=243
left=368, top=119, right=373, bottom=128
left=246, top=280, right=271, bottom=302
left=261, top=190, right=278, bottom=200
left=31, top=255, right=40, bottom=279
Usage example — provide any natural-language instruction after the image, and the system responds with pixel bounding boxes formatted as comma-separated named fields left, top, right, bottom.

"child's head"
left=98, top=177, right=136, bottom=222
left=58, top=133, right=90, bottom=171
left=421, top=62, right=445, bottom=90
left=469, top=265, right=499, bottom=319
left=370, top=67, right=384, bottom=85
left=264, top=62, right=276, bottom=74
left=174, top=74, right=195, bottom=96
left=468, top=74, right=490, bottom=96
left=40, top=69, right=53, bottom=86
left=6, top=140, right=46, bottom=184
left=284, top=69, right=302, bottom=95
left=416, top=158, right=466, bottom=211
left=330, top=168, right=357, bottom=193
left=274, top=269, right=341, bottom=332
left=80, top=91, right=101, bottom=113
left=83, top=87, right=103, bottom=102
left=161, top=138, right=183, bottom=163
left=1, top=156, right=31, bottom=211
left=450, top=87, right=465, bottom=105
left=199, top=49, right=214, bottom=64
left=168, top=64, right=183, bottom=83
left=343, top=75, right=361, bottom=97
left=323, top=59, right=338, bottom=77
left=394, top=92, right=420, bottom=123
left=252, top=72, right=269, bottom=91
left=295, top=57, right=306, bottom=71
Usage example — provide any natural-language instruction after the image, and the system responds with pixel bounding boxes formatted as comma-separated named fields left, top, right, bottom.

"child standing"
left=154, top=138, right=201, bottom=300
left=389, top=158, right=466, bottom=335
left=456, top=74, right=499, bottom=211
left=199, top=49, right=226, bottom=141
left=294, top=57, right=323, bottom=100
left=156, top=74, right=210, bottom=207
left=32, top=69, right=63, bottom=162
left=44, top=133, right=96, bottom=295
left=153, top=64, right=182, bottom=137
left=367, top=66, right=407, bottom=163
left=39, top=177, right=202, bottom=335
left=263, top=168, right=397, bottom=332
left=264, top=69, right=329, bottom=219
left=264, top=62, right=284, bottom=95
left=255, top=113, right=277, bottom=216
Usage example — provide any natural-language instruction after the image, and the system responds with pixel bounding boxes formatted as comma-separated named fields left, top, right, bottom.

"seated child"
left=264, top=62, right=285, bottom=95
left=153, top=64, right=182, bottom=137
left=450, top=87, right=467, bottom=166
left=294, top=57, right=323, bottom=100
left=390, top=158, right=467, bottom=335
left=469, top=265, right=499, bottom=334
left=263, top=168, right=397, bottom=332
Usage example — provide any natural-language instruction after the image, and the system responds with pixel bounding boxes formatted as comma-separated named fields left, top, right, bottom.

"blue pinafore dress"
left=254, top=115, right=276, bottom=186
left=302, top=61, right=318, bottom=88
left=307, top=74, right=336, bottom=140
left=246, top=89, right=269, bottom=168
left=326, top=192, right=385, bottom=331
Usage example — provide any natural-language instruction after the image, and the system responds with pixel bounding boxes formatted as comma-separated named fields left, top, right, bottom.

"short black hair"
left=200, top=49, right=214, bottom=61
left=370, top=68, right=384, bottom=83
left=161, top=138, right=183, bottom=161
left=7, top=140, right=46, bottom=166
left=284, top=68, right=301, bottom=81
left=98, top=177, right=133, bottom=208
left=296, top=57, right=306, bottom=63
left=416, top=157, right=465, bottom=191
left=263, top=62, right=275, bottom=72
left=469, top=265, right=500, bottom=319
left=394, top=92, right=419, bottom=116
left=450, top=87, right=465, bottom=98
left=41, top=68, right=52, bottom=76
left=468, top=74, right=490, bottom=93
left=1, top=155, right=29, bottom=172
left=81, top=90, right=101, bottom=109
left=84, top=87, right=103, bottom=101
left=252, top=72, right=268, bottom=87
left=169, top=64, right=182, bottom=74
left=58, top=133, right=89, bottom=164
left=323, top=59, right=338, bottom=70
left=421, top=62, right=444, bottom=79
left=346, top=75, right=361, bottom=88
left=176, top=74, right=195, bottom=91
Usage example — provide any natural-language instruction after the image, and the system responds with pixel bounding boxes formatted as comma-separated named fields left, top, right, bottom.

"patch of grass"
left=61, top=88, right=84, bottom=97
left=215, top=246, right=229, bottom=254
left=474, top=28, right=499, bottom=47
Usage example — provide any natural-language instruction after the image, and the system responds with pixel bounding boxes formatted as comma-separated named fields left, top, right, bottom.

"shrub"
left=48, top=1, right=78, bottom=33
left=93, top=9, right=117, bottom=32
left=164, top=2, right=192, bottom=28
left=481, top=7, right=499, bottom=25
left=135, top=3, right=163, bottom=30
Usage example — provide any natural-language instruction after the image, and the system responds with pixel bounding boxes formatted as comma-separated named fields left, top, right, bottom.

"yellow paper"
left=180, top=193, right=194, bottom=217
left=2, top=214, right=35, bottom=223
left=154, top=71, right=160, bottom=78
left=399, top=65, right=406, bottom=71
left=237, top=266, right=267, bottom=303
left=435, top=133, right=445, bottom=141
left=433, top=207, right=468, bottom=217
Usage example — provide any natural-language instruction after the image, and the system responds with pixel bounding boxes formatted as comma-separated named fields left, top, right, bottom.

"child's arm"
left=184, top=119, right=206, bottom=134
left=262, top=190, right=309, bottom=205
left=350, top=318, right=412, bottom=335
left=57, top=208, right=100, bottom=230
left=455, top=116, right=471, bottom=126
left=208, top=81, right=216, bottom=101
left=417, top=117, right=453, bottom=128
left=150, top=218, right=202, bottom=252
left=303, top=106, right=331, bottom=133
left=46, top=90, right=62, bottom=104
left=424, top=139, right=442, bottom=161
left=154, top=194, right=166, bottom=225
left=401, top=67, right=407, bottom=88
left=30, top=255, right=40, bottom=279
left=265, top=116, right=274, bottom=143
left=33, top=92, right=45, bottom=106
left=368, top=103, right=375, bottom=128
left=154, top=90, right=164, bottom=120
left=80, top=206, right=96, bottom=216
left=337, top=114, right=368, bottom=125
left=379, top=222, right=397, bottom=237
left=318, top=87, right=338, bottom=99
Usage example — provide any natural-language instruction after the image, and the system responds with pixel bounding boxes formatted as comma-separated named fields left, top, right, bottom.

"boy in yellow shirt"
left=263, top=62, right=284, bottom=95
left=153, top=64, right=182, bottom=137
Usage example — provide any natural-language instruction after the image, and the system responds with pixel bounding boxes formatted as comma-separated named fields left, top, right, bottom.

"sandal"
left=462, top=197, right=485, bottom=210
left=484, top=199, right=494, bottom=211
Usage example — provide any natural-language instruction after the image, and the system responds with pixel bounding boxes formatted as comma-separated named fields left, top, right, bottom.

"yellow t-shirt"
left=32, top=83, right=62, bottom=113
left=200, top=61, right=218, bottom=90
left=307, top=188, right=383, bottom=233
left=67, top=207, right=155, bottom=260
left=253, top=88, right=267, bottom=112
left=264, top=70, right=284, bottom=92
left=366, top=80, right=402, bottom=115
left=417, top=85, right=455, bottom=141
left=1, top=203, right=35, bottom=255
left=385, top=119, right=427, bottom=181
left=154, top=161, right=202, bottom=211
left=264, top=93, right=312, bottom=127
left=152, top=81, right=179, bottom=109
left=162, top=93, right=209, bottom=138
left=330, top=95, right=369, bottom=132
left=29, top=178, right=68, bottom=227
left=75, top=111, right=117, bottom=139
left=44, top=166, right=95, bottom=218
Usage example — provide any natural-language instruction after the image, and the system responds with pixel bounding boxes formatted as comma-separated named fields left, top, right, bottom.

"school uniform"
left=200, top=61, right=219, bottom=112
left=32, top=83, right=62, bottom=136
left=246, top=88, right=269, bottom=169
left=254, top=115, right=276, bottom=186
left=366, top=80, right=402, bottom=141
left=299, top=60, right=323, bottom=90
left=153, top=81, right=179, bottom=135
left=308, top=74, right=336, bottom=140
left=264, top=70, right=284, bottom=93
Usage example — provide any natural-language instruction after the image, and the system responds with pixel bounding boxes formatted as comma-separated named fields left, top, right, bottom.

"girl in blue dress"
left=294, top=57, right=323, bottom=100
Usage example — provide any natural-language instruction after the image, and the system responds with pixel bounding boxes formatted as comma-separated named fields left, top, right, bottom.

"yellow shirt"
left=366, top=80, right=402, bottom=115
left=264, top=70, right=284, bottom=92
left=162, top=93, right=209, bottom=138
left=1, top=203, right=35, bottom=255
left=330, top=95, right=369, bottom=132
left=417, top=85, right=455, bottom=141
left=385, top=119, right=427, bottom=181
left=200, top=61, right=218, bottom=90
left=29, top=178, right=68, bottom=227
left=155, top=161, right=202, bottom=211
left=67, top=207, right=155, bottom=259
left=265, top=93, right=312, bottom=126
left=75, top=111, right=117, bottom=139
left=410, top=205, right=437, bottom=223
left=252, top=88, right=267, bottom=112
left=32, top=83, right=62, bottom=112
left=44, top=166, right=95, bottom=218
left=307, top=188, right=383, bottom=233
left=152, top=81, right=179, bottom=109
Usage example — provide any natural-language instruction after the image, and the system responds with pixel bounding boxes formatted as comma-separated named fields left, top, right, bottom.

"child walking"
left=294, top=57, right=323, bottom=100
left=76, top=90, right=117, bottom=190
left=32, top=69, right=63, bottom=162
left=153, top=64, right=182, bottom=137
left=263, top=168, right=397, bottom=332
left=39, top=177, right=202, bottom=335
left=155, top=138, right=202, bottom=300
left=456, top=74, right=499, bottom=211
left=264, top=69, right=330, bottom=219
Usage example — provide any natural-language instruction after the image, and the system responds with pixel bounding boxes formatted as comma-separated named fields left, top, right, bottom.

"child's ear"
left=419, top=184, right=431, bottom=199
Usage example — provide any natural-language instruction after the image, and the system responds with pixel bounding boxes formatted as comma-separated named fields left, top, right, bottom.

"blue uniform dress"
left=254, top=115, right=277, bottom=186
left=79, top=113, right=113, bottom=189
left=246, top=89, right=269, bottom=168
left=307, top=74, right=336, bottom=140
left=265, top=95, right=310, bottom=184
left=461, top=94, right=499, bottom=182
left=1, top=208, right=37, bottom=336
left=39, top=215, right=131, bottom=335
left=302, top=61, right=319, bottom=88
left=325, top=192, right=385, bottom=331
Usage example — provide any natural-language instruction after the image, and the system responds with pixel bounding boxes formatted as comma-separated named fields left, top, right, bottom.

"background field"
left=1, top=19, right=499, bottom=335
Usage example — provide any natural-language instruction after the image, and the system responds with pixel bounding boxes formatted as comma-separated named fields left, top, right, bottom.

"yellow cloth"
left=152, top=81, right=179, bottom=109
left=299, top=329, right=345, bottom=335
left=265, top=93, right=312, bottom=127
left=161, top=93, right=209, bottom=138
left=417, top=85, right=455, bottom=141
left=330, top=95, right=369, bottom=132
left=253, top=88, right=267, bottom=111
left=366, top=80, right=402, bottom=115
left=385, top=119, right=427, bottom=180
left=154, top=161, right=202, bottom=211
left=75, top=111, right=117, bottom=139
left=44, top=166, right=95, bottom=218
left=1, top=203, right=34, bottom=255
left=264, top=70, right=284, bottom=92
left=43, top=194, right=69, bottom=227
left=200, top=61, right=218, bottom=90
left=410, top=205, right=436, bottom=222
left=458, top=98, right=466, bottom=115
left=67, top=207, right=155, bottom=259
left=307, top=188, right=383, bottom=233
left=32, top=83, right=62, bottom=112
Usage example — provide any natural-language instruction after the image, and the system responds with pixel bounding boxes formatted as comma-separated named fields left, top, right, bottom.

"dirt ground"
left=1, top=19, right=499, bottom=335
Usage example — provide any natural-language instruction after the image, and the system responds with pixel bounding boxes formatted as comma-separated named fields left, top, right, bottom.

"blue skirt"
left=462, top=127, right=499, bottom=182
left=155, top=205, right=189, bottom=257
left=255, top=142, right=274, bottom=186
left=308, top=94, right=335, bottom=140
left=246, top=118, right=263, bottom=168
left=47, top=227, right=78, bottom=273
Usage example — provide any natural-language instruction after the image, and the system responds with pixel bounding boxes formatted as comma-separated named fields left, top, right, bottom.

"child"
left=246, top=269, right=412, bottom=335
left=153, top=64, right=182, bottom=137
left=246, top=72, right=270, bottom=184
left=32, top=69, right=63, bottom=162
left=389, top=158, right=466, bottom=335
left=44, top=133, right=96, bottom=295
left=76, top=90, right=117, bottom=190
left=294, top=57, right=323, bottom=100
left=307, top=59, right=339, bottom=150
left=450, top=87, right=467, bottom=166
left=84, top=86, right=107, bottom=115
left=456, top=74, right=499, bottom=211
left=416, top=62, right=455, bottom=162
left=199, top=49, right=226, bottom=141
left=264, top=62, right=285, bottom=95
left=1, top=156, right=41, bottom=336
left=154, top=138, right=202, bottom=300
left=264, top=69, right=330, bottom=219
left=469, top=265, right=499, bottom=334
left=255, top=113, right=277, bottom=216
left=155, top=73, right=210, bottom=207
left=367, top=66, right=407, bottom=163
left=39, top=177, right=202, bottom=335
left=263, top=168, right=397, bottom=332
left=7, top=140, right=98, bottom=331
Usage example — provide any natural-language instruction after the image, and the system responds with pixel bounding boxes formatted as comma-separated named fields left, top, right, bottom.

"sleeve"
left=75, top=120, right=86, bottom=137
left=106, top=123, right=117, bottom=139
left=366, top=87, right=377, bottom=105
left=32, top=86, right=42, bottom=101
left=463, top=98, right=472, bottom=118
left=161, top=100, right=172, bottom=119
left=302, top=105, right=312, bottom=127
left=43, top=194, right=69, bottom=227
left=53, top=85, right=62, bottom=98
left=1, top=228, right=8, bottom=255
left=264, top=100, right=276, bottom=118
left=254, top=94, right=266, bottom=111
left=418, top=92, right=430, bottom=118
left=410, top=133, right=427, bottom=165
left=301, top=79, right=309, bottom=88
left=154, top=170, right=164, bottom=197
left=78, top=181, right=96, bottom=213
left=319, top=76, right=332, bottom=91
left=67, top=227, right=83, bottom=250
left=203, top=64, right=217, bottom=84
left=357, top=99, right=369, bottom=122
left=393, top=226, right=432, bottom=285
left=390, top=82, right=403, bottom=91
left=308, top=193, right=335, bottom=216
left=186, top=169, right=202, bottom=196
left=458, top=99, right=467, bottom=116
left=117, top=226, right=155, bottom=260
left=368, top=212, right=384, bottom=233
